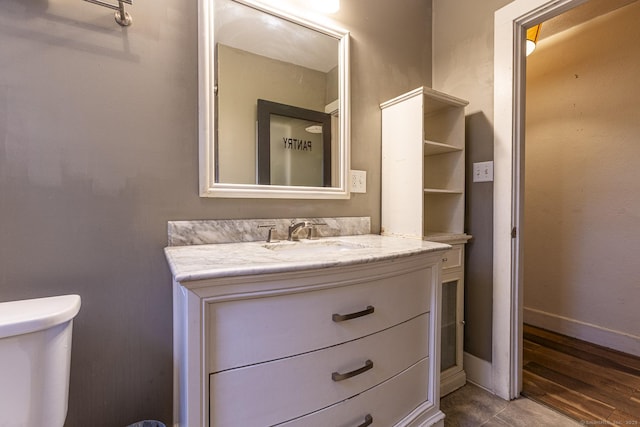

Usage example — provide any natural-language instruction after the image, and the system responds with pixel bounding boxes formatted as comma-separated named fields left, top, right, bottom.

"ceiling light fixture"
left=526, top=24, right=542, bottom=56
left=305, top=125, right=323, bottom=134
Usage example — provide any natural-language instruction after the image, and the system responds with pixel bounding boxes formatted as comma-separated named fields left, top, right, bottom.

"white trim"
left=493, top=0, right=589, bottom=401
left=524, top=307, right=640, bottom=356
left=463, top=352, right=493, bottom=392
left=324, top=99, right=339, bottom=115
left=379, top=86, right=468, bottom=110
left=441, top=370, right=466, bottom=397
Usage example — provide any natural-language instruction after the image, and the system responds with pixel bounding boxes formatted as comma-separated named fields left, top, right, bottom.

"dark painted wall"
left=464, top=113, right=494, bottom=361
left=433, top=0, right=513, bottom=364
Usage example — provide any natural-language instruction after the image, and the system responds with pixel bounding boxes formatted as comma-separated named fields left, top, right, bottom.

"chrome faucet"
left=258, top=224, right=278, bottom=243
left=288, top=220, right=311, bottom=241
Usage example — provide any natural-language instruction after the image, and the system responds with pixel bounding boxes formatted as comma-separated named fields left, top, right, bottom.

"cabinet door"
left=441, top=278, right=459, bottom=372
left=440, top=270, right=467, bottom=396
left=441, top=275, right=463, bottom=374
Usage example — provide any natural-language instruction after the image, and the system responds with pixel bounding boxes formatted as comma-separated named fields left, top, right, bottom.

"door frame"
left=492, top=0, right=590, bottom=400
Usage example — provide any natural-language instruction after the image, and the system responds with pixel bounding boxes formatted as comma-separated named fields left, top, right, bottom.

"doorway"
left=493, top=0, right=640, bottom=402
left=521, top=0, right=640, bottom=422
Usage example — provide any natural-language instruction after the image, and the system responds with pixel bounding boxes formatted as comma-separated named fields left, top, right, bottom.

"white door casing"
left=492, top=0, right=590, bottom=401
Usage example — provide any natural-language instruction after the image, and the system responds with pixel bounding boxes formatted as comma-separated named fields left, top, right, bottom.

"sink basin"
left=263, top=239, right=370, bottom=254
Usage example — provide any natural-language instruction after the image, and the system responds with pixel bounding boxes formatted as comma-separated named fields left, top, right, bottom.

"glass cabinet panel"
left=441, top=279, right=458, bottom=371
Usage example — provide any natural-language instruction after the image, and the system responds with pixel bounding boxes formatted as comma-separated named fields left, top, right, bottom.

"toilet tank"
left=0, top=294, right=81, bottom=427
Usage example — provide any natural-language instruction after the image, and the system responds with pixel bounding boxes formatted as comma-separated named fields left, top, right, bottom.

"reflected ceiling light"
left=526, top=24, right=542, bottom=56
left=266, top=0, right=340, bottom=15
left=305, top=125, right=323, bottom=134
left=310, top=0, right=340, bottom=13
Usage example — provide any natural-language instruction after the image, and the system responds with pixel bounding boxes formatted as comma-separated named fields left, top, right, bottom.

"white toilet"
left=0, top=294, right=81, bottom=427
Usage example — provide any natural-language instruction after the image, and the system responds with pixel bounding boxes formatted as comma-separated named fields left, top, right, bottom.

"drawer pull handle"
left=332, top=305, right=375, bottom=322
left=332, top=359, right=373, bottom=381
left=356, top=414, right=373, bottom=427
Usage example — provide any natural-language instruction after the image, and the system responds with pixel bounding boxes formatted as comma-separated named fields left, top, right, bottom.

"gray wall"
left=0, top=0, right=432, bottom=425
left=432, top=0, right=512, bottom=362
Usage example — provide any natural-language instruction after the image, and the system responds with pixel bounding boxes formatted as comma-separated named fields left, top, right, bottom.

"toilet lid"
left=0, top=294, right=81, bottom=339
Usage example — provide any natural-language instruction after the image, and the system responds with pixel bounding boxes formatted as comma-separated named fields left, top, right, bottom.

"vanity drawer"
left=207, top=266, right=433, bottom=372
left=209, top=313, right=430, bottom=427
left=279, top=357, right=431, bottom=427
left=441, top=245, right=462, bottom=270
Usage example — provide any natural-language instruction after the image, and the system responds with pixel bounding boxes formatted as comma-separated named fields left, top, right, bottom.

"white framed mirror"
left=198, top=0, right=351, bottom=199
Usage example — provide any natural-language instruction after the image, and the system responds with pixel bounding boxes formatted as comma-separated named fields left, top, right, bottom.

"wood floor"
left=522, top=324, right=640, bottom=425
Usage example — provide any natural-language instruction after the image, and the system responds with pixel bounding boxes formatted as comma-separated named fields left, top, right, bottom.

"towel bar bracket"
left=83, top=0, right=133, bottom=26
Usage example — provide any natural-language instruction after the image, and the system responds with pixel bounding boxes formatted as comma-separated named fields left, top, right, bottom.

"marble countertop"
left=164, top=234, right=451, bottom=283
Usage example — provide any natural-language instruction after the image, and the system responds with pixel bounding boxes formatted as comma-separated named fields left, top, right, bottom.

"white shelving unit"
left=381, top=86, right=471, bottom=396
left=381, top=86, right=468, bottom=238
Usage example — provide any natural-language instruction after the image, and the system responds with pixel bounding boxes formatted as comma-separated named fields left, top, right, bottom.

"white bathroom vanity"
left=165, top=220, right=449, bottom=427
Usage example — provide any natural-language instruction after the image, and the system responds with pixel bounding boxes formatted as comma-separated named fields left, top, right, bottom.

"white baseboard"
left=463, top=351, right=493, bottom=392
left=524, top=306, right=640, bottom=356
left=441, top=369, right=466, bottom=397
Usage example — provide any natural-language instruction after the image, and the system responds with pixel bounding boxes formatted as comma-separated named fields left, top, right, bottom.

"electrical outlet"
left=473, top=161, right=494, bottom=182
left=350, top=170, right=367, bottom=193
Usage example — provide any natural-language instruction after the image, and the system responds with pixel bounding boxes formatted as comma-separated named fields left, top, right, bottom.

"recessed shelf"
left=424, top=140, right=462, bottom=156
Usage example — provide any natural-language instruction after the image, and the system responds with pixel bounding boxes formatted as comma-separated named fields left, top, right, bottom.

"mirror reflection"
left=256, top=99, right=333, bottom=187
left=199, top=0, right=350, bottom=198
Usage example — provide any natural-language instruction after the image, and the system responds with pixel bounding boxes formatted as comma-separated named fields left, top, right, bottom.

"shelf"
left=423, top=188, right=463, bottom=194
left=381, top=86, right=467, bottom=239
left=424, top=140, right=462, bottom=156
left=423, top=232, right=472, bottom=243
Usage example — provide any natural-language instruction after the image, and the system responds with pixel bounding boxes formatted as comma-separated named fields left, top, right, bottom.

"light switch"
left=473, top=161, right=494, bottom=182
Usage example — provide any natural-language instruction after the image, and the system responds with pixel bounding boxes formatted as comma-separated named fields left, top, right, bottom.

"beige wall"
left=217, top=44, right=328, bottom=184
left=0, top=0, right=432, bottom=425
left=524, top=2, right=640, bottom=352
left=432, top=0, right=513, bottom=363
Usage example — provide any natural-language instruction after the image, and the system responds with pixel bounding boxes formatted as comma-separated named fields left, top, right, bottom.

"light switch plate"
left=350, top=170, right=367, bottom=193
left=473, top=161, right=494, bottom=182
